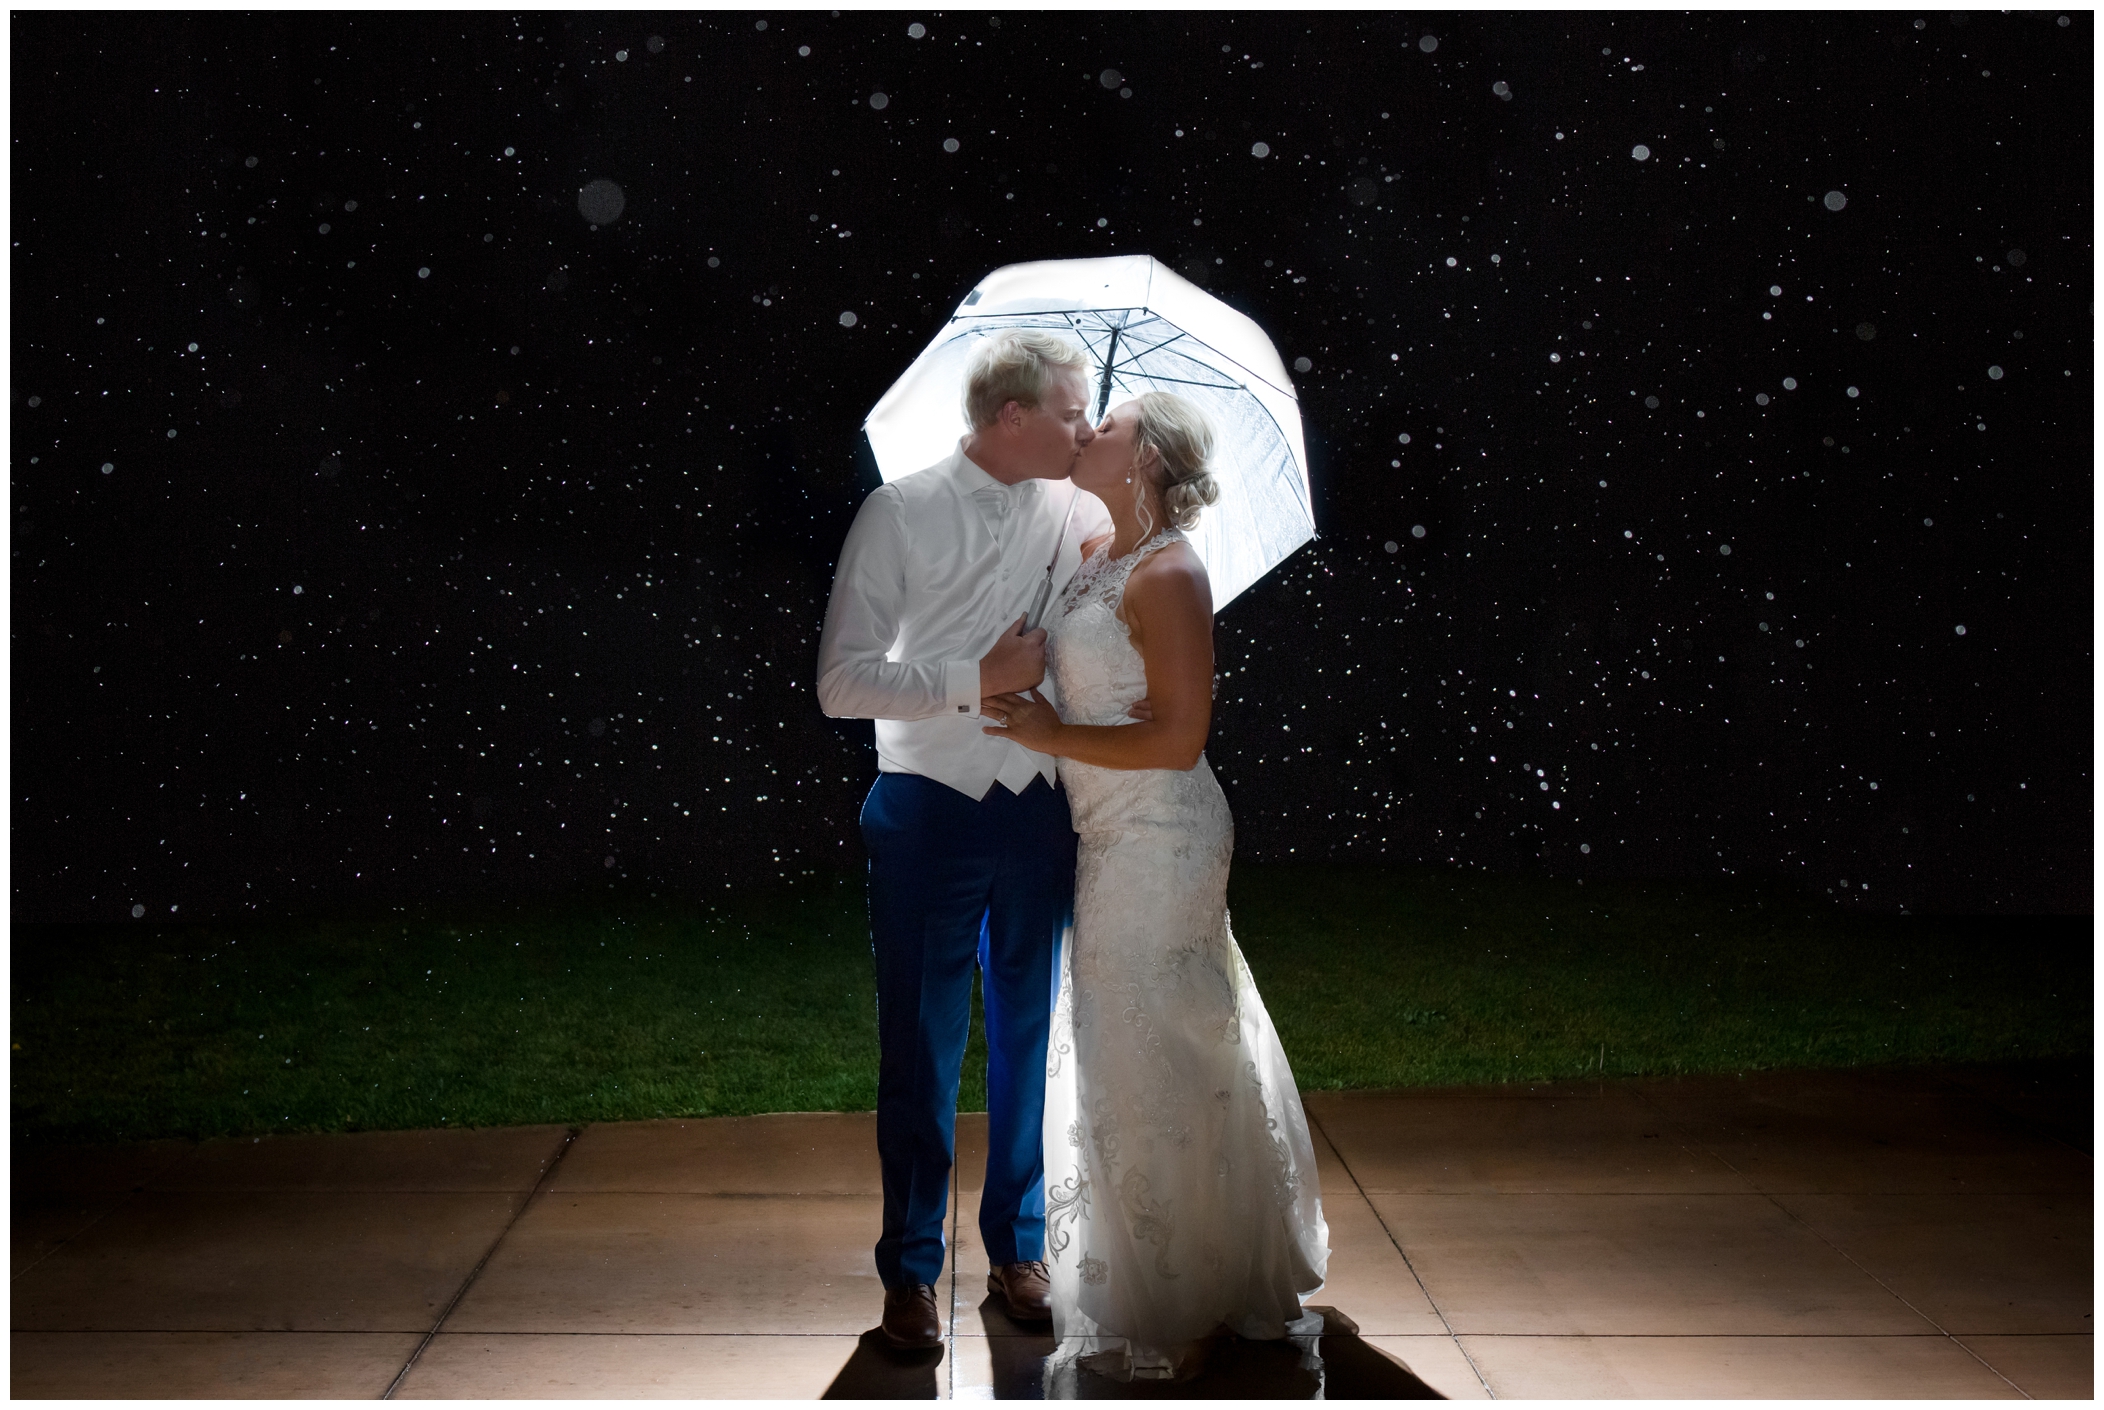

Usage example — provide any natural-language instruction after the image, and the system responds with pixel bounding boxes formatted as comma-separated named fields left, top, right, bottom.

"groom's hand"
left=979, top=614, right=1048, bottom=696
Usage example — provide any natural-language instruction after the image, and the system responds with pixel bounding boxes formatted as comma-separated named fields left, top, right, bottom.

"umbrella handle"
left=1024, top=570, right=1056, bottom=634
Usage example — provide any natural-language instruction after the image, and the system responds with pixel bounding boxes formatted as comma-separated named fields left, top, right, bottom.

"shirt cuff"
left=943, top=659, right=980, bottom=717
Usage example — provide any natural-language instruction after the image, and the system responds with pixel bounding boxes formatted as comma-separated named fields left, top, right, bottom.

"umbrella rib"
left=1107, top=369, right=1247, bottom=392
left=1113, top=327, right=1189, bottom=360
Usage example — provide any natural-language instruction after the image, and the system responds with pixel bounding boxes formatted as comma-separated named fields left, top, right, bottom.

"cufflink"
left=958, top=704, right=970, bottom=714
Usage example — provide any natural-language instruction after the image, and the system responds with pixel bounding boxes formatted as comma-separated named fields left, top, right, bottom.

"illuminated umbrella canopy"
left=862, top=255, right=1313, bottom=613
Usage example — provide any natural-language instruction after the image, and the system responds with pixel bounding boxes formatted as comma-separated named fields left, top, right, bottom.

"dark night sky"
left=11, top=11, right=2091, bottom=923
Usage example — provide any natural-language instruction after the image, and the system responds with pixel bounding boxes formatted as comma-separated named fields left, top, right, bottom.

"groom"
left=816, top=330, right=1112, bottom=1350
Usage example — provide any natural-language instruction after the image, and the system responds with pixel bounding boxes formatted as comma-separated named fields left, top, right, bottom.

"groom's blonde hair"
left=963, top=329, right=1091, bottom=429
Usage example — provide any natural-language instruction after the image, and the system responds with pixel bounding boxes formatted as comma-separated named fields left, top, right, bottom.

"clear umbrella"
left=862, top=254, right=1314, bottom=615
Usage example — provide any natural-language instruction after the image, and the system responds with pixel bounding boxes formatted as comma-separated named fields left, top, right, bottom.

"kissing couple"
left=816, top=329, right=1329, bottom=1383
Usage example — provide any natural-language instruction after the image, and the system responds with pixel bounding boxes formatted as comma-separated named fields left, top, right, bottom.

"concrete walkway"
left=12, top=1061, right=2090, bottom=1398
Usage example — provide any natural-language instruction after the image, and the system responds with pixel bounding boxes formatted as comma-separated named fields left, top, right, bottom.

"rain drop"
left=869, top=91, right=890, bottom=110
left=293, top=584, right=304, bottom=595
left=503, top=146, right=515, bottom=157
left=1855, top=322, right=1877, bottom=341
left=1293, top=355, right=1313, bottom=373
left=1987, top=365, right=2004, bottom=380
left=1418, top=35, right=1438, bottom=53
left=646, top=35, right=665, bottom=54
left=1824, top=189, right=1848, bottom=211
left=1251, top=141, right=1271, bottom=159
left=1579, top=843, right=1591, bottom=854
left=244, top=155, right=258, bottom=168
left=1397, top=432, right=1412, bottom=444
left=1955, top=624, right=1967, bottom=636
left=838, top=310, right=859, bottom=327
left=943, top=137, right=961, bottom=153
left=417, top=266, right=431, bottom=279
left=25, top=396, right=39, bottom=407
left=187, top=342, right=199, bottom=352
left=1755, top=392, right=1770, bottom=405
left=706, top=256, right=720, bottom=268
left=101, top=462, right=114, bottom=474
left=1719, top=544, right=1732, bottom=556
left=2007, top=247, right=2028, bottom=266
left=1782, top=376, right=1798, bottom=390
left=577, top=178, right=626, bottom=224
left=1383, top=540, right=1398, bottom=554
left=615, top=48, right=628, bottom=62
left=1445, top=256, right=1458, bottom=267
left=1631, top=143, right=1651, bottom=161
left=907, top=22, right=926, bottom=38
left=1099, top=68, right=1123, bottom=90
left=1769, top=284, right=1783, bottom=296
left=132, top=904, right=146, bottom=918
left=1096, top=217, right=1109, bottom=228
left=1644, top=395, right=1660, bottom=409
left=1410, top=524, right=1427, bottom=538
left=1491, top=80, right=1512, bottom=99
left=1847, top=385, right=1860, bottom=397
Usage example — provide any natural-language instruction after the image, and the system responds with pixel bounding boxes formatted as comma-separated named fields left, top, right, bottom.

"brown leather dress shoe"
left=987, top=1260, right=1053, bottom=1320
left=880, top=1282, right=942, bottom=1349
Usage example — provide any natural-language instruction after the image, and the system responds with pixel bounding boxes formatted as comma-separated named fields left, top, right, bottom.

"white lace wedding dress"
left=1039, top=528, right=1330, bottom=1387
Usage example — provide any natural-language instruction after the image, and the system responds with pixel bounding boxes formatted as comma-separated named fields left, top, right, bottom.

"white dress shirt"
left=816, top=441, right=1112, bottom=801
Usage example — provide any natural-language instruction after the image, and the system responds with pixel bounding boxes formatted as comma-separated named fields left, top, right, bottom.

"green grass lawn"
left=11, top=865, right=2089, bottom=1145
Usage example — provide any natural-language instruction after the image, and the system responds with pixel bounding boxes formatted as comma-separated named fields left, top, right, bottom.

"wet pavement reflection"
left=822, top=1304, right=1440, bottom=1399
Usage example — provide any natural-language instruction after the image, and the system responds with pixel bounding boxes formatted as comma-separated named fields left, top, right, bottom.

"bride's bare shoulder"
left=1125, top=540, right=1211, bottom=606
left=1079, top=530, right=1115, bottom=560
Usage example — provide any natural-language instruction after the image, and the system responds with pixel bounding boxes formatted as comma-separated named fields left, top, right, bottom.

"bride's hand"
left=980, top=692, right=1065, bottom=751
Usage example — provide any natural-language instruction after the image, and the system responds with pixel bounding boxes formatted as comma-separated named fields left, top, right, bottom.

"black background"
left=12, top=11, right=2091, bottom=923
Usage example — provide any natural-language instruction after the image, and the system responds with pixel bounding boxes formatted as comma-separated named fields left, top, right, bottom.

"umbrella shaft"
left=1093, top=325, right=1122, bottom=421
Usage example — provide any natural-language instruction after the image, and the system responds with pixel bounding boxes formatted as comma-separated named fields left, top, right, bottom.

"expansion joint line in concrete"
left=379, top=1124, right=584, bottom=1400
left=1305, top=1107, right=1498, bottom=1399
left=1626, top=1088, right=2033, bottom=1401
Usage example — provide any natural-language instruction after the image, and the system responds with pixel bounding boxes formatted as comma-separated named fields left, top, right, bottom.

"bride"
left=979, top=390, right=1330, bottom=1385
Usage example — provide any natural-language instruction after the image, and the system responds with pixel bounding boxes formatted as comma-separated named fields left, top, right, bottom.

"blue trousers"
left=861, top=770, right=1076, bottom=1290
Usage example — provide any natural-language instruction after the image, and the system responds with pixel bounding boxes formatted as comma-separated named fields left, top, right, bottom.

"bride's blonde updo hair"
left=1131, top=390, right=1220, bottom=534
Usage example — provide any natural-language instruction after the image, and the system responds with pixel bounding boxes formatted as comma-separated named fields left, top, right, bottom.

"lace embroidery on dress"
left=1059, top=527, right=1181, bottom=629
left=1038, top=522, right=1330, bottom=1390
